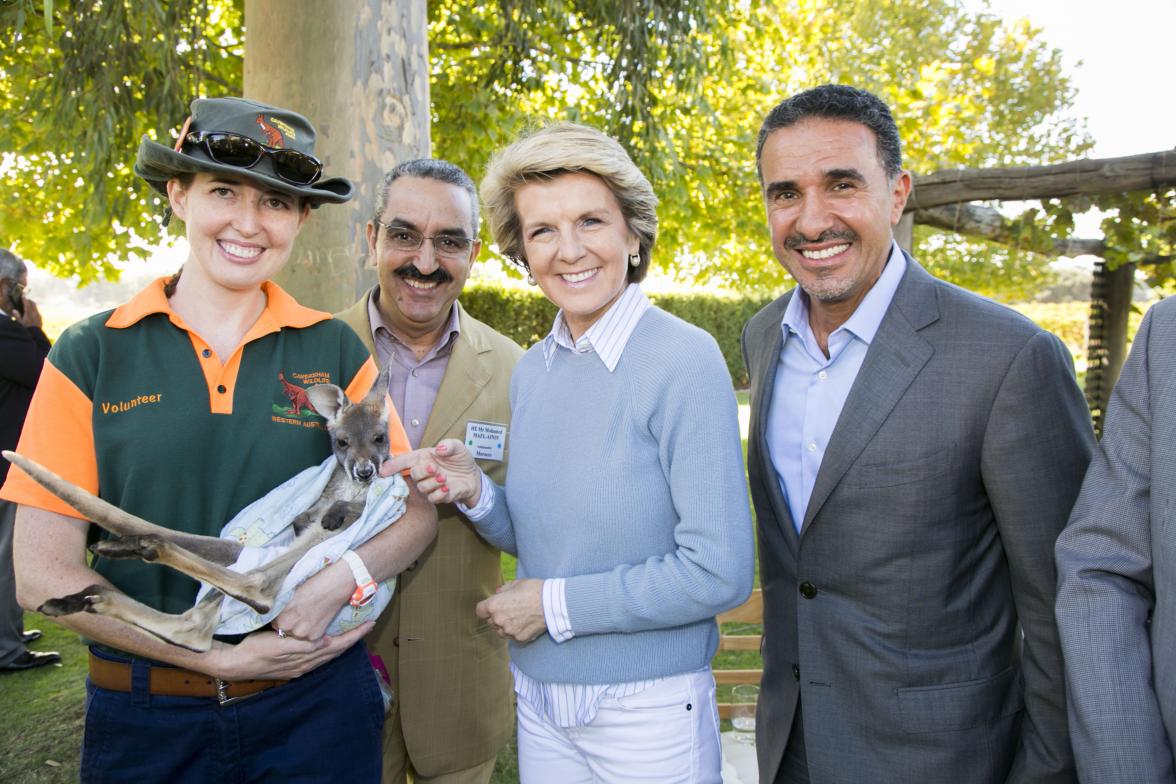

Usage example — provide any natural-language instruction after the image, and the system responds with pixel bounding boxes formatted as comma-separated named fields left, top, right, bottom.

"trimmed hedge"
left=460, top=285, right=560, bottom=352
left=460, top=284, right=776, bottom=387
left=461, top=285, right=1114, bottom=388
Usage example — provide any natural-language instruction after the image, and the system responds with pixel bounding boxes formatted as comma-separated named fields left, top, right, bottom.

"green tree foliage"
left=2, top=0, right=1100, bottom=294
left=1093, top=189, right=1176, bottom=290
left=431, top=0, right=1092, bottom=293
left=0, top=0, right=243, bottom=280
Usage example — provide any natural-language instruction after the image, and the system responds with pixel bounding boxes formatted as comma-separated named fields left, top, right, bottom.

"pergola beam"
left=912, top=203, right=1171, bottom=264
left=907, top=149, right=1176, bottom=211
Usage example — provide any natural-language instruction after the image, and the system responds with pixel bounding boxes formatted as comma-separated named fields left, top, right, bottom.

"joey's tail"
left=2, top=451, right=170, bottom=538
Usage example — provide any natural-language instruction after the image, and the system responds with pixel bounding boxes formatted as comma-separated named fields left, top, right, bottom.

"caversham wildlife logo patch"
left=100, top=393, right=164, bottom=415
left=255, top=115, right=285, bottom=148
left=267, top=116, right=296, bottom=141
left=272, top=371, right=328, bottom=430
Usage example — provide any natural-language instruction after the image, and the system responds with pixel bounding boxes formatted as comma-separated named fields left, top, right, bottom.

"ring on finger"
left=276, top=627, right=287, bottom=639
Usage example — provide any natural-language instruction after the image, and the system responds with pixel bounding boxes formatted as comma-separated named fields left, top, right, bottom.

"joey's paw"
left=91, top=534, right=163, bottom=561
left=322, top=500, right=359, bottom=531
left=38, top=595, right=86, bottom=616
left=38, top=585, right=106, bottom=616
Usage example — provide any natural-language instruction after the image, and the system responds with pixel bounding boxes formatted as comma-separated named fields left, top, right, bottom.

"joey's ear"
left=364, top=367, right=389, bottom=405
left=307, top=384, right=348, bottom=425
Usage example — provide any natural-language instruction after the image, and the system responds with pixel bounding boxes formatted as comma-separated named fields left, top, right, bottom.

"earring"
left=629, top=253, right=640, bottom=268
left=526, top=272, right=536, bottom=286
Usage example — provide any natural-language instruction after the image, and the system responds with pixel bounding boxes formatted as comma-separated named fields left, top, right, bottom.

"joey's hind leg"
left=39, top=584, right=223, bottom=652
left=91, top=535, right=165, bottom=561
left=91, top=533, right=241, bottom=566
left=88, top=535, right=273, bottom=615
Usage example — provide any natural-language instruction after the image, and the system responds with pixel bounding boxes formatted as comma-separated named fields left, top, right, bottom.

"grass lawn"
left=0, top=616, right=88, bottom=782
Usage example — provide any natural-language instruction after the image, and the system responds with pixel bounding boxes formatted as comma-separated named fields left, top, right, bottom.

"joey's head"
left=306, top=372, right=391, bottom=483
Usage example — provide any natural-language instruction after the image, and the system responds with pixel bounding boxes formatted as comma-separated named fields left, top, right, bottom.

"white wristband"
left=341, top=550, right=378, bottom=608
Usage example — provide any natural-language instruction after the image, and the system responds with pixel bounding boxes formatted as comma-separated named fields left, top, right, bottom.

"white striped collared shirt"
left=541, top=281, right=651, bottom=372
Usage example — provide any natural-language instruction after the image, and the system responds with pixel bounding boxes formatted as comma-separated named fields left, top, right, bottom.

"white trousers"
left=516, top=668, right=722, bottom=784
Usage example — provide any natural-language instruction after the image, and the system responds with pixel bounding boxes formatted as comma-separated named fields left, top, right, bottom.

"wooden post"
left=244, top=0, right=430, bottom=311
left=1084, top=259, right=1136, bottom=435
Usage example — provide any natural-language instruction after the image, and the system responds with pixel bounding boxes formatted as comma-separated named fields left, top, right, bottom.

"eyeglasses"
left=181, top=131, right=323, bottom=185
left=376, top=221, right=476, bottom=260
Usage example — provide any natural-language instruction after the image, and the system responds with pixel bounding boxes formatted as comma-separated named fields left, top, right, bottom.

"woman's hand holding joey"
left=380, top=438, right=482, bottom=506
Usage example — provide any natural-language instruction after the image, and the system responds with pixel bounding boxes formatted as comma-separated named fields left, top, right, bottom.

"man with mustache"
left=337, top=159, right=522, bottom=784
left=741, top=85, right=1095, bottom=783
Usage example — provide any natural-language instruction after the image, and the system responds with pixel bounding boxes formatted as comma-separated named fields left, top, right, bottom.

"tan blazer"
left=336, top=291, right=523, bottom=776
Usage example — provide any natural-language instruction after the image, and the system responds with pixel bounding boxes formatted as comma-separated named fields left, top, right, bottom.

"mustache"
left=394, top=263, right=452, bottom=285
left=782, top=229, right=857, bottom=249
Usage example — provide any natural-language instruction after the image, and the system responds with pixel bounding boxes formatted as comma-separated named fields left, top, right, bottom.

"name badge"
left=465, top=420, right=508, bottom=462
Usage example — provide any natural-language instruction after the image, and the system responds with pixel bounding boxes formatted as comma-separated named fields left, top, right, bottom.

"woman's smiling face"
left=168, top=172, right=308, bottom=294
left=515, top=171, right=638, bottom=340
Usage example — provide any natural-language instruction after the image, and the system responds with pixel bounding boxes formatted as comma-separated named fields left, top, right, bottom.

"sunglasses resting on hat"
left=176, top=126, right=323, bottom=185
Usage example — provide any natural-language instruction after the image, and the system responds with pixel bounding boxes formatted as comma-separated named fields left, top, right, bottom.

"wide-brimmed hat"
left=134, top=97, right=354, bottom=206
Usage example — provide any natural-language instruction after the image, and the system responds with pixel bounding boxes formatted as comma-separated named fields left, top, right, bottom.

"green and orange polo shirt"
left=0, top=278, right=410, bottom=615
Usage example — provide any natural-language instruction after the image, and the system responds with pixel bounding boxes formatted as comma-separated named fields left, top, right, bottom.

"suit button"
left=392, top=636, right=399, bottom=647
left=792, top=664, right=800, bottom=681
left=799, top=581, right=817, bottom=599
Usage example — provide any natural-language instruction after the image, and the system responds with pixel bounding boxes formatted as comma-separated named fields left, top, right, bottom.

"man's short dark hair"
left=756, top=84, right=903, bottom=181
left=371, top=158, right=480, bottom=235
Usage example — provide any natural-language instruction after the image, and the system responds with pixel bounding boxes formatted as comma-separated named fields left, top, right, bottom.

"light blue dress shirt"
left=767, top=242, right=906, bottom=531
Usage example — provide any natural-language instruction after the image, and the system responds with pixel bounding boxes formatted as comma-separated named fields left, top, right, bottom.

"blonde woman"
left=391, top=123, right=754, bottom=783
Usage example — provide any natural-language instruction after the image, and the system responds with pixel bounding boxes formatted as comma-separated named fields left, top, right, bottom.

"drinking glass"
left=730, top=684, right=759, bottom=745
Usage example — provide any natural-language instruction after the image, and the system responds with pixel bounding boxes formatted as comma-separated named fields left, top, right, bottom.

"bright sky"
left=970, top=0, right=1176, bottom=158
left=963, top=0, right=1176, bottom=238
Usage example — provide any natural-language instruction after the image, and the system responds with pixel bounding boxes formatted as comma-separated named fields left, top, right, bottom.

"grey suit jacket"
left=742, top=256, right=1093, bottom=784
left=1056, top=297, right=1176, bottom=783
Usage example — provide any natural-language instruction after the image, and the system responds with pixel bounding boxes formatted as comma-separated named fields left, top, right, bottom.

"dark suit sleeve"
left=1055, top=308, right=1175, bottom=783
left=980, top=329, right=1095, bottom=783
left=0, top=318, right=51, bottom=388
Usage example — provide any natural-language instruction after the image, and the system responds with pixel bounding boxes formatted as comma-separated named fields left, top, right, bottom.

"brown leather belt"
left=89, top=652, right=288, bottom=705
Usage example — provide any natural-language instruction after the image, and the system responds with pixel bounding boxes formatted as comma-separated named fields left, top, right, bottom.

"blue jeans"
left=81, top=642, right=384, bottom=783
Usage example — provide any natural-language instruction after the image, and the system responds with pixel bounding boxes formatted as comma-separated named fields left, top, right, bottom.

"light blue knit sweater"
left=474, top=306, right=755, bottom=685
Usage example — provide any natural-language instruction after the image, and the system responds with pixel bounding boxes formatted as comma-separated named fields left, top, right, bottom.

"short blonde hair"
left=480, top=123, right=658, bottom=282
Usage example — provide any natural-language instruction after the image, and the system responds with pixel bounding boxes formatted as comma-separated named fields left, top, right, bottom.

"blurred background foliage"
left=1, top=0, right=1170, bottom=297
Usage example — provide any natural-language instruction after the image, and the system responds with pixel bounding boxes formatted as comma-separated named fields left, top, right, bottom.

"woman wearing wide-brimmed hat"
left=0, top=97, right=436, bottom=782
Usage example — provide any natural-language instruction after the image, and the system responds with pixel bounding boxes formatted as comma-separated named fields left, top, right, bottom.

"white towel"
left=195, top=455, right=409, bottom=636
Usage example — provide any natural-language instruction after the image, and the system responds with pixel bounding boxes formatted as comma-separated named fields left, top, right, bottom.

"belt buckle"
left=215, top=678, right=264, bottom=707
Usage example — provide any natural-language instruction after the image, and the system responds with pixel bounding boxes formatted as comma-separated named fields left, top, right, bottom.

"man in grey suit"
left=1056, top=298, right=1176, bottom=782
left=742, top=84, right=1095, bottom=783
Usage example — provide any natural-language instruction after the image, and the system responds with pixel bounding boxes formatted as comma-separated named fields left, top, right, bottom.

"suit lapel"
left=801, top=258, right=939, bottom=533
left=419, top=304, right=494, bottom=448
left=750, top=297, right=801, bottom=551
